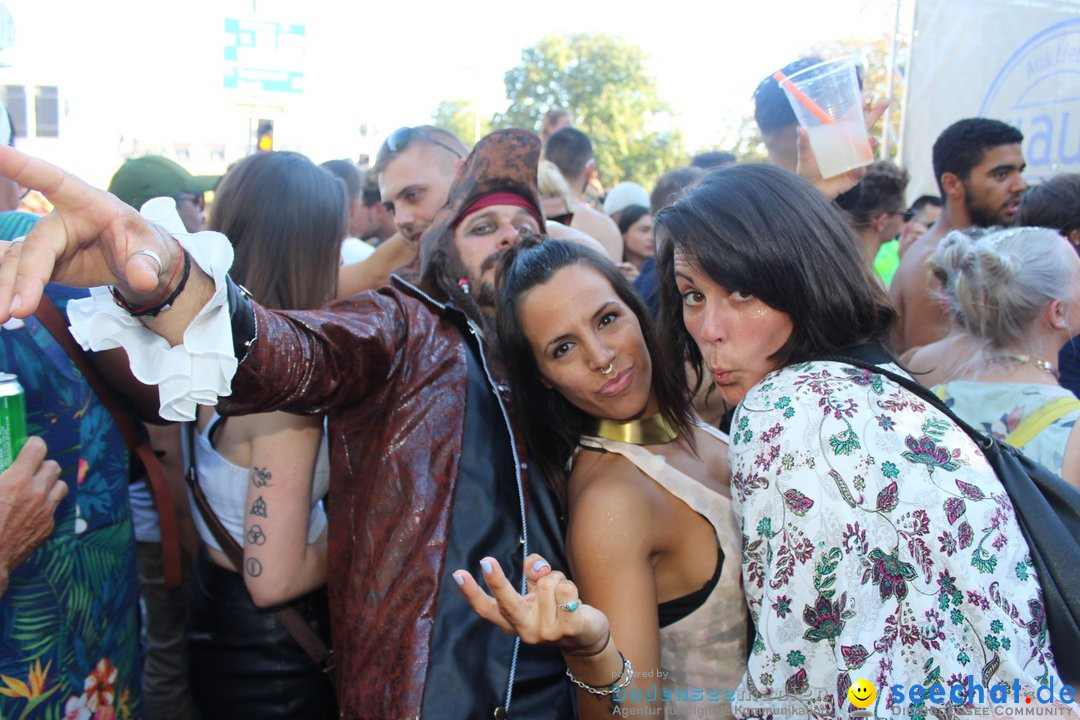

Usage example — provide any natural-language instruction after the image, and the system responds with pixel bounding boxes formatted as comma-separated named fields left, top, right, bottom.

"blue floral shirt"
left=0, top=213, right=141, bottom=720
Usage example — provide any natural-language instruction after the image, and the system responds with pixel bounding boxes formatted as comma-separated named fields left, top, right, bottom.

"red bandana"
left=453, top=192, right=543, bottom=230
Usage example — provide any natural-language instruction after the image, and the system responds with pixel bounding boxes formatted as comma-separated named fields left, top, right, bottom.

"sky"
left=0, top=0, right=905, bottom=184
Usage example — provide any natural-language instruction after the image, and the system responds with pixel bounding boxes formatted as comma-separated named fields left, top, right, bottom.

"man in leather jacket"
left=0, top=130, right=575, bottom=719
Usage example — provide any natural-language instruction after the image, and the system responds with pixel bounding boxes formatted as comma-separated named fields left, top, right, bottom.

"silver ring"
left=600, top=363, right=614, bottom=376
left=558, top=599, right=580, bottom=612
left=132, top=249, right=164, bottom=275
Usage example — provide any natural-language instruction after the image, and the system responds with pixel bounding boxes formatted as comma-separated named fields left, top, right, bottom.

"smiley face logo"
left=848, top=678, right=877, bottom=709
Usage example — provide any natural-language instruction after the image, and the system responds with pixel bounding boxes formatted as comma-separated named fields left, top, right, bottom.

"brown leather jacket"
left=219, top=276, right=571, bottom=719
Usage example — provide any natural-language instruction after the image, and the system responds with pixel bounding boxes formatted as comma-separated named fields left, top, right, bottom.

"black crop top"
left=657, top=537, right=724, bottom=628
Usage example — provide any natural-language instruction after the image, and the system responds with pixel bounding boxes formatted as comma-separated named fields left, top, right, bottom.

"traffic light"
left=256, top=119, right=274, bottom=153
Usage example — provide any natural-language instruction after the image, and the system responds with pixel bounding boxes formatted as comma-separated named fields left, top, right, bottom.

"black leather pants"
left=186, top=547, right=337, bottom=719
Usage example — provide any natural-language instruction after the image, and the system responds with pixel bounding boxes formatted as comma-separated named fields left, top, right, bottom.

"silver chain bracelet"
left=565, top=653, right=634, bottom=696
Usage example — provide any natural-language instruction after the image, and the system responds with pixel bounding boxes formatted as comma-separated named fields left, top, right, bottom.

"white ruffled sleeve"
left=66, top=197, right=239, bottom=422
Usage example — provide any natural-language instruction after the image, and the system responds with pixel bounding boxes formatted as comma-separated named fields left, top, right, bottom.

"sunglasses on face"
left=381, top=127, right=463, bottom=159
left=902, top=209, right=915, bottom=222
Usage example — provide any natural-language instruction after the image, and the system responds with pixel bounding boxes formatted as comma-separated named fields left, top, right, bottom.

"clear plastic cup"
left=781, top=57, right=874, bottom=179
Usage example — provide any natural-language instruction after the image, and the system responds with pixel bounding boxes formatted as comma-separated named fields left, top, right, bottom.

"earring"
left=458, top=278, right=470, bottom=294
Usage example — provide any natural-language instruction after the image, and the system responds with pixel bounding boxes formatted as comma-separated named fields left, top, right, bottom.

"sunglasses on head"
left=382, top=127, right=463, bottom=159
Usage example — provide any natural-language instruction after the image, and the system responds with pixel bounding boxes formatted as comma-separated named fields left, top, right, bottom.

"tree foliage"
left=495, top=33, right=685, bottom=190
left=730, top=116, right=771, bottom=164
left=431, top=100, right=493, bottom=148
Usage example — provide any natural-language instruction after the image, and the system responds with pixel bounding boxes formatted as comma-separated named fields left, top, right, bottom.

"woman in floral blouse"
left=654, top=165, right=1074, bottom=719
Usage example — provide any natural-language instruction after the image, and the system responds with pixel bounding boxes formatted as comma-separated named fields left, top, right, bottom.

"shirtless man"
left=544, top=127, right=624, bottom=262
left=889, top=118, right=1026, bottom=355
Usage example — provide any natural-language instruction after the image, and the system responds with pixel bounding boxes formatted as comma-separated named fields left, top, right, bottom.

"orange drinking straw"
left=773, top=70, right=834, bottom=125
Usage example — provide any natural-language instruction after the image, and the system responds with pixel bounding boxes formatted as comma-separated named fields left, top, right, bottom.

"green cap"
left=107, top=156, right=219, bottom=211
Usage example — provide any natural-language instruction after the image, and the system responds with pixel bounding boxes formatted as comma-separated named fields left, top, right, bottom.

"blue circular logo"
left=980, top=17, right=1080, bottom=179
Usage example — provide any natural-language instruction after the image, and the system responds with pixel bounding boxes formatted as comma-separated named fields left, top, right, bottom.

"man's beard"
left=472, top=247, right=514, bottom=309
left=965, top=187, right=1020, bottom=228
left=473, top=280, right=497, bottom=308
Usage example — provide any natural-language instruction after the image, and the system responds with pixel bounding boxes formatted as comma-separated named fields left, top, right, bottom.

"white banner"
left=902, top=0, right=1080, bottom=201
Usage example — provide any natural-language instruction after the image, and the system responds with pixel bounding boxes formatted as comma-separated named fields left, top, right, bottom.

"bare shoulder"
left=546, top=220, right=609, bottom=257
left=566, top=450, right=662, bottom=579
left=567, top=450, right=661, bottom=529
left=571, top=205, right=621, bottom=242
left=892, top=232, right=939, bottom=293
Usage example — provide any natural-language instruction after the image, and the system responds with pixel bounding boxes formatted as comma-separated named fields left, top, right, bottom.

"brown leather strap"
left=184, top=421, right=336, bottom=681
left=35, top=296, right=183, bottom=588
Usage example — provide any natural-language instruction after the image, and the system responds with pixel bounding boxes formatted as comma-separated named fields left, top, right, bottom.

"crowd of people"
left=0, top=51, right=1077, bottom=720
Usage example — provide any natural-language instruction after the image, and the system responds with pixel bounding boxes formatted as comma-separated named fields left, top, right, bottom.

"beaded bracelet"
left=565, top=653, right=633, bottom=697
left=111, top=249, right=191, bottom=318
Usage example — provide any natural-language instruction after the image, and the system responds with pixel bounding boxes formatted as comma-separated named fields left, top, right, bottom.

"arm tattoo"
left=246, top=525, right=267, bottom=546
left=250, top=496, right=267, bottom=517
left=252, top=467, right=272, bottom=487
left=246, top=557, right=263, bottom=577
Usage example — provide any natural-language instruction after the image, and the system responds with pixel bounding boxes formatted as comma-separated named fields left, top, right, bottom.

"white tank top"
left=577, top=423, right=747, bottom=718
left=187, top=411, right=330, bottom=553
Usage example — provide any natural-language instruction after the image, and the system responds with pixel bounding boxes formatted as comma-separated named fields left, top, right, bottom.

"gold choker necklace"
left=587, top=413, right=679, bottom=445
left=985, top=353, right=1060, bottom=380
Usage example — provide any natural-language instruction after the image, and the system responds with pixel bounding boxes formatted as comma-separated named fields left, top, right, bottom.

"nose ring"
left=600, top=363, right=614, bottom=376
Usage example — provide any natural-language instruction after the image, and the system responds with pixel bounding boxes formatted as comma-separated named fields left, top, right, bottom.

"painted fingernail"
left=10, top=294, right=21, bottom=312
left=532, top=559, right=550, bottom=573
left=481, top=559, right=492, bottom=575
left=453, top=572, right=465, bottom=587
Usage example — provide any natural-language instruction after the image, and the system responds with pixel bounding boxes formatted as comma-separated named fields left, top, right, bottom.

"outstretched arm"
left=0, top=147, right=407, bottom=424
left=336, top=232, right=416, bottom=298
left=0, top=145, right=214, bottom=345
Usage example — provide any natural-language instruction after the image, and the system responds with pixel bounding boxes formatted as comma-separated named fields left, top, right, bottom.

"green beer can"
left=0, top=372, right=27, bottom=471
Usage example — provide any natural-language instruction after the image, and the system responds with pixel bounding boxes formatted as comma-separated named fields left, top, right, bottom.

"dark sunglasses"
left=902, top=209, right=915, bottom=222
left=176, top=192, right=206, bottom=211
left=381, top=127, right=463, bottom=159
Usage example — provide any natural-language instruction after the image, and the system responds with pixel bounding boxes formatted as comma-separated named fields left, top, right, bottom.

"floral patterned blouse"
left=730, top=360, right=1069, bottom=719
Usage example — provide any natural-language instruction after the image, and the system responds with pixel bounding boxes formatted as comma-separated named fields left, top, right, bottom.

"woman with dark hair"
left=616, top=203, right=654, bottom=278
left=1018, top=173, right=1080, bottom=248
left=654, top=164, right=1069, bottom=716
left=186, top=151, right=342, bottom=718
left=454, top=238, right=746, bottom=718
